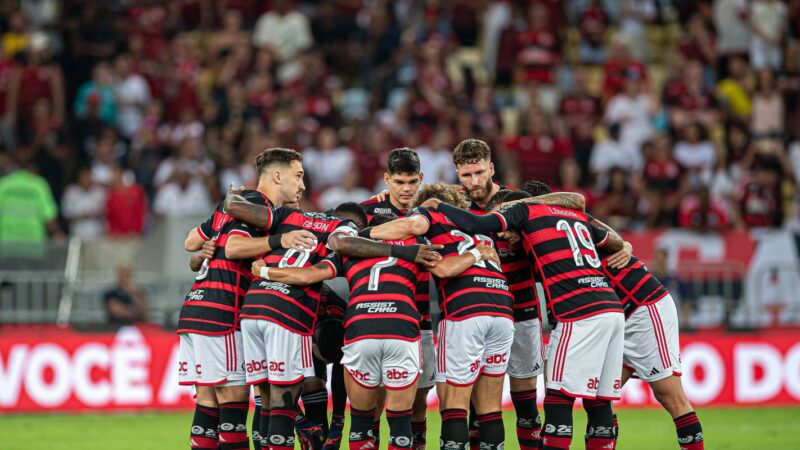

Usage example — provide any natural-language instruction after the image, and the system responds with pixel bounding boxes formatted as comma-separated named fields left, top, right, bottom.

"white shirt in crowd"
left=114, top=73, right=151, bottom=139
left=714, top=0, right=750, bottom=55
left=589, top=137, right=643, bottom=176
left=750, top=0, right=787, bottom=42
left=61, top=184, right=107, bottom=240
left=319, top=186, right=372, bottom=211
left=153, top=180, right=212, bottom=218
left=303, top=146, right=355, bottom=192
left=416, top=146, right=456, bottom=184
left=605, top=93, right=654, bottom=151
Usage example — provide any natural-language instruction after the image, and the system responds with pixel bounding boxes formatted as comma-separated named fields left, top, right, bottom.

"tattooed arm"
left=224, top=193, right=271, bottom=230
left=500, top=192, right=586, bottom=211
left=328, top=235, right=443, bottom=268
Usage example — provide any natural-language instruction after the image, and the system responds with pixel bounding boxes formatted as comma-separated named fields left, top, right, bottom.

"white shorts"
left=241, top=319, right=314, bottom=385
left=178, top=331, right=245, bottom=386
left=418, top=330, right=437, bottom=389
left=545, top=312, right=624, bottom=400
left=623, top=295, right=682, bottom=382
left=436, top=316, right=515, bottom=386
left=508, top=319, right=544, bottom=379
left=341, top=338, right=421, bottom=390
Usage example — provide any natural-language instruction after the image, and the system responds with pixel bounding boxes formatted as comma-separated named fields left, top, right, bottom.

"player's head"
left=413, top=183, right=469, bottom=209
left=520, top=180, right=553, bottom=197
left=487, top=189, right=532, bottom=212
left=334, top=202, right=368, bottom=230
left=313, top=318, right=344, bottom=364
left=369, top=212, right=397, bottom=226
left=255, top=148, right=305, bottom=205
left=452, top=138, right=495, bottom=203
left=384, top=147, right=423, bottom=209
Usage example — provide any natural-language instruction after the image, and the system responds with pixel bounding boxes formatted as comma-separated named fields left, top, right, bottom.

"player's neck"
left=388, top=194, right=409, bottom=212
left=257, top=182, right=282, bottom=207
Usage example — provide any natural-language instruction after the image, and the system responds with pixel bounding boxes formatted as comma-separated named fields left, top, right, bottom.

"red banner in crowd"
left=1, top=326, right=799, bottom=412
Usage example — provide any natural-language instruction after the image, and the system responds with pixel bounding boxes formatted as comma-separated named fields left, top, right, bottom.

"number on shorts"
left=368, top=257, right=397, bottom=291
left=278, top=249, right=312, bottom=268
left=449, top=230, right=501, bottom=270
left=555, top=219, right=601, bottom=268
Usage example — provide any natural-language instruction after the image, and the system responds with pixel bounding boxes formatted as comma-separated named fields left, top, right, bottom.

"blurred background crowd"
left=0, top=0, right=798, bottom=247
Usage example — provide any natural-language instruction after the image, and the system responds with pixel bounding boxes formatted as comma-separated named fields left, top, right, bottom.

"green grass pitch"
left=2, top=407, right=798, bottom=449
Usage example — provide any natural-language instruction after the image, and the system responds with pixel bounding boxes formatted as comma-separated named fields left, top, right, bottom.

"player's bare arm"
left=328, top=234, right=443, bottom=268
left=367, top=215, right=431, bottom=240
left=225, top=230, right=317, bottom=260
left=189, top=237, right=217, bottom=271
left=435, top=203, right=504, bottom=234
left=597, top=230, right=625, bottom=254
left=251, top=260, right=335, bottom=286
left=184, top=227, right=207, bottom=252
left=429, top=244, right=499, bottom=278
left=224, top=192, right=271, bottom=230
left=499, top=192, right=586, bottom=211
left=590, top=217, right=633, bottom=269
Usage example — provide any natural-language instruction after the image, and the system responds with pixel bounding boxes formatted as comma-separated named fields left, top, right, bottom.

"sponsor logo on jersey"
left=355, top=301, right=398, bottom=313
left=371, top=207, right=394, bottom=214
left=187, top=289, right=204, bottom=301
left=577, top=276, right=610, bottom=288
left=547, top=207, right=580, bottom=219
left=472, top=276, right=509, bottom=291
left=256, top=280, right=291, bottom=294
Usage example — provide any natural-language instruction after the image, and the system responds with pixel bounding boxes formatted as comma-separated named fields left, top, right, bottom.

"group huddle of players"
left=178, top=139, right=705, bottom=450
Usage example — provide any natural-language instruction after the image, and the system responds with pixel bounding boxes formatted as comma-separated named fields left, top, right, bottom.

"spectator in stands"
left=663, top=60, right=719, bottom=131
left=589, top=122, right=643, bottom=186
left=618, top=0, right=657, bottom=61
left=319, top=169, right=371, bottom=211
left=641, top=135, right=687, bottom=227
left=749, top=0, right=788, bottom=71
left=678, top=185, right=731, bottom=232
left=677, top=13, right=717, bottom=72
left=751, top=68, right=785, bottom=138
left=734, top=146, right=786, bottom=228
left=554, top=157, right=593, bottom=208
left=578, top=0, right=610, bottom=65
left=716, top=55, right=753, bottom=121
left=62, top=167, right=106, bottom=241
left=0, top=150, right=62, bottom=261
left=559, top=66, right=602, bottom=174
left=253, top=0, right=313, bottom=84
left=603, top=38, right=647, bottom=98
left=303, top=127, right=355, bottom=193
left=503, top=110, right=571, bottom=187
left=2, top=11, right=29, bottom=59
left=153, top=136, right=213, bottom=191
left=105, top=166, right=147, bottom=237
left=605, top=69, right=655, bottom=152
left=515, top=3, right=560, bottom=112
left=113, top=53, right=150, bottom=140
left=674, top=122, right=718, bottom=188
left=104, top=266, right=149, bottom=325
left=152, top=166, right=211, bottom=219
left=74, top=61, right=117, bottom=127
left=592, top=166, right=638, bottom=230
left=714, top=0, right=750, bottom=76
left=417, top=126, right=456, bottom=184
left=5, top=32, right=64, bottom=142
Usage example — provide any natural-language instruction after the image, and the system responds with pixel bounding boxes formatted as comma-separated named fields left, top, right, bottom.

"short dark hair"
left=369, top=212, right=397, bottom=226
left=387, top=147, right=420, bottom=175
left=520, top=180, right=553, bottom=196
left=413, top=183, right=469, bottom=209
left=452, top=139, right=491, bottom=166
left=487, top=189, right=531, bottom=211
left=255, top=148, right=302, bottom=175
left=334, top=202, right=368, bottom=230
left=314, top=318, right=344, bottom=363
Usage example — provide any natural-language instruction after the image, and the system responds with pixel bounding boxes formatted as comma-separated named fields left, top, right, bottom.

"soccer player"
left=485, top=189, right=545, bottom=450
left=223, top=197, right=442, bottom=450
left=425, top=192, right=627, bottom=450
left=364, top=183, right=514, bottom=450
left=451, top=138, right=515, bottom=213
left=180, top=148, right=314, bottom=450
left=362, top=148, right=436, bottom=449
left=250, top=210, right=490, bottom=450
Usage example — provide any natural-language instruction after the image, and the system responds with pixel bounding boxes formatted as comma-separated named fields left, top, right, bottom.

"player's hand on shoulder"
left=282, top=230, right=318, bottom=251
left=499, top=230, right=521, bottom=245
left=200, top=237, right=217, bottom=259
left=607, top=241, right=633, bottom=269
left=223, top=181, right=246, bottom=210
left=413, top=244, right=443, bottom=268
left=476, top=244, right=501, bottom=266
left=374, top=190, right=390, bottom=202
left=419, top=198, right=441, bottom=209
left=251, top=259, right=266, bottom=278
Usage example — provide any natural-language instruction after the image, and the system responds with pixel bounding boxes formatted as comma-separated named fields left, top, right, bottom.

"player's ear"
left=418, top=172, right=424, bottom=183
left=489, top=162, right=495, bottom=177
left=272, top=168, right=282, bottom=184
left=383, top=172, right=391, bottom=185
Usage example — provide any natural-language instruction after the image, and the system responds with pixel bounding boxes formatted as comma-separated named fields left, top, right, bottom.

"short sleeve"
left=228, top=219, right=262, bottom=238
left=332, top=220, right=357, bottom=238
left=266, top=207, right=294, bottom=234
left=588, top=220, right=610, bottom=247
left=196, top=209, right=216, bottom=241
left=494, top=202, right=528, bottom=231
left=320, top=253, right=344, bottom=277
left=409, top=207, right=432, bottom=225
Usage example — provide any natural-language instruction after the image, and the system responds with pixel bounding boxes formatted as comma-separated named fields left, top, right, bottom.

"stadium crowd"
left=0, top=0, right=799, bottom=246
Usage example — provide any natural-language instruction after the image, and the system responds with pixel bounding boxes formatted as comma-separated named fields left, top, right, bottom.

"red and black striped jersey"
left=178, top=190, right=271, bottom=335
left=322, top=236, right=425, bottom=344
left=496, top=237, right=538, bottom=322
left=361, top=195, right=409, bottom=222
left=467, top=183, right=517, bottom=214
left=240, top=208, right=357, bottom=335
left=318, top=279, right=348, bottom=321
left=361, top=196, right=433, bottom=330
left=600, top=254, right=668, bottom=318
left=412, top=207, right=514, bottom=321
left=494, top=203, right=622, bottom=322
